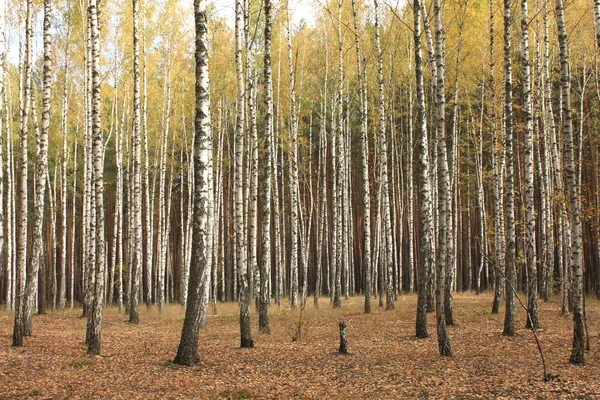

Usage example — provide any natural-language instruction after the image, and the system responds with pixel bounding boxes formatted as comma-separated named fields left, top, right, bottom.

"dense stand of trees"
left=0, top=0, right=598, bottom=363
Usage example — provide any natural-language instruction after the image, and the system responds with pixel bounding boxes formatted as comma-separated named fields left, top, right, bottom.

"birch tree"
left=157, top=65, right=172, bottom=312
left=414, top=0, right=433, bottom=339
left=0, top=0, right=4, bottom=311
left=87, top=0, right=105, bottom=355
left=373, top=0, right=394, bottom=310
left=555, top=0, right=584, bottom=364
left=130, top=0, right=143, bottom=323
left=491, top=0, right=505, bottom=314
left=58, top=30, right=70, bottom=311
left=286, top=2, right=300, bottom=309
left=234, top=0, right=253, bottom=348
left=521, top=0, right=538, bottom=330
left=173, top=0, right=212, bottom=365
left=502, top=0, right=516, bottom=337
left=259, top=0, right=273, bottom=334
left=351, top=0, right=371, bottom=313
left=12, top=0, right=33, bottom=347
left=433, top=0, right=452, bottom=355
left=332, top=0, right=344, bottom=309
left=143, top=12, right=153, bottom=308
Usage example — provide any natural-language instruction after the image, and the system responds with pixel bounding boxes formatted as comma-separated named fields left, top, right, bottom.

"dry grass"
left=1, top=293, right=599, bottom=399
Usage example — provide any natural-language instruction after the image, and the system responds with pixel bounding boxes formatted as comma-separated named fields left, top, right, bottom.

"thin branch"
left=482, top=253, right=557, bottom=382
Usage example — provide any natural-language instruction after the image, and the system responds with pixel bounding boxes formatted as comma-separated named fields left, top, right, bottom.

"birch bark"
left=173, top=0, right=212, bottom=365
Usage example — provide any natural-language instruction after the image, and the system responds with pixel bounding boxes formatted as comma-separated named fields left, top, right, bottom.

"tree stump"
left=339, top=321, right=348, bottom=354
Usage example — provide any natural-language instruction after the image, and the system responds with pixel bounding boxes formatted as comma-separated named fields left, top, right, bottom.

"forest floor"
left=1, top=293, right=600, bottom=399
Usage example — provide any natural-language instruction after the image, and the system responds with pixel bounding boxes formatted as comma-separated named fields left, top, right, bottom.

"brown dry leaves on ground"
left=1, top=293, right=599, bottom=399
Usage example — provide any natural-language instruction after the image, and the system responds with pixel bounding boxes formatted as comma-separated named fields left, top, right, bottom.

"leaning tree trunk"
left=173, top=0, right=212, bottom=366
left=555, top=0, right=584, bottom=364
left=13, top=0, right=33, bottom=347
left=414, top=0, right=433, bottom=339
left=521, top=0, right=538, bottom=330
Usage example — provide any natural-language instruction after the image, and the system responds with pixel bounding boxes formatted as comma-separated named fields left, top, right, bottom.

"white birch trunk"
left=521, top=0, right=538, bottom=329
left=555, top=0, right=584, bottom=364
left=129, top=0, right=143, bottom=323
left=173, top=0, right=212, bottom=365
left=314, top=37, right=328, bottom=308
left=234, top=0, right=253, bottom=347
left=157, top=67, right=171, bottom=312
left=374, top=0, right=394, bottom=311
left=0, top=0, right=5, bottom=311
left=87, top=0, right=105, bottom=355
left=414, top=0, right=433, bottom=339
left=432, top=0, right=452, bottom=355
left=13, top=5, right=27, bottom=323
left=59, top=35, right=70, bottom=311
left=353, top=9, right=370, bottom=303
left=502, top=0, right=517, bottom=336
left=286, top=4, right=300, bottom=309
left=71, top=137, right=77, bottom=310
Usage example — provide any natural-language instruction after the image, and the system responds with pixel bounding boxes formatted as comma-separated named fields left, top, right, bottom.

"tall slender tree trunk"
left=373, top=0, right=394, bottom=311
left=314, top=38, right=328, bottom=308
left=274, top=39, right=284, bottom=306
left=503, top=0, right=516, bottom=337
left=521, top=0, right=538, bottom=330
left=286, top=3, right=299, bottom=309
left=351, top=0, right=371, bottom=313
left=491, top=0, right=505, bottom=314
left=259, top=0, right=273, bottom=334
left=71, top=137, right=77, bottom=310
left=332, top=0, right=344, bottom=309
left=235, top=0, right=253, bottom=348
left=407, top=38, right=415, bottom=294
left=0, top=0, right=5, bottom=313
left=156, top=63, right=171, bottom=312
left=5, top=78, right=13, bottom=311
left=173, top=0, right=212, bottom=365
left=13, top=0, right=33, bottom=347
left=129, top=0, right=143, bottom=323
left=414, top=0, right=433, bottom=339
left=142, top=12, right=153, bottom=308
left=555, top=0, right=584, bottom=364
left=59, top=33, right=70, bottom=311
left=87, top=0, right=105, bottom=356
left=432, top=0, right=452, bottom=355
